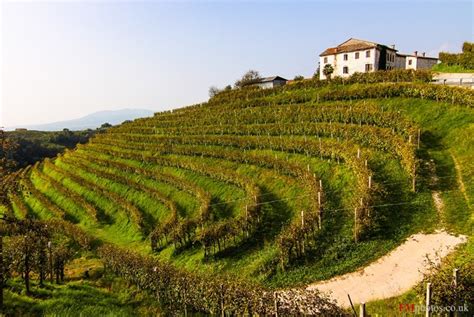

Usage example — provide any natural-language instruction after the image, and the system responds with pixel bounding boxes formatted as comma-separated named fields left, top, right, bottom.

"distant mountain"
left=8, top=109, right=154, bottom=131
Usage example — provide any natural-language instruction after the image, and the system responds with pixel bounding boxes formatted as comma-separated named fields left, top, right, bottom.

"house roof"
left=320, top=38, right=397, bottom=56
left=258, top=76, right=288, bottom=83
left=396, top=53, right=438, bottom=60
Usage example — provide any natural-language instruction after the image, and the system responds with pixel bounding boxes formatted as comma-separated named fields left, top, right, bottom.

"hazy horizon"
left=1, top=0, right=472, bottom=127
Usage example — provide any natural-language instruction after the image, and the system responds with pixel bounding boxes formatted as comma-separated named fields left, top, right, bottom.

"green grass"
left=432, top=63, right=474, bottom=73
left=6, top=85, right=473, bottom=314
left=3, top=272, right=165, bottom=316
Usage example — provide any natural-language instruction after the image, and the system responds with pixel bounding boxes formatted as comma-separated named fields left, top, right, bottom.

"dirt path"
left=306, top=231, right=466, bottom=307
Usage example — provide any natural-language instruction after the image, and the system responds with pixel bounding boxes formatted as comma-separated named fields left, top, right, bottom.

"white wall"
left=319, top=48, right=376, bottom=79
left=255, top=81, right=274, bottom=89
left=406, top=56, right=417, bottom=70
left=319, top=48, right=438, bottom=79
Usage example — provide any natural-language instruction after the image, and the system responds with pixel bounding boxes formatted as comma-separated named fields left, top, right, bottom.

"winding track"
left=306, top=231, right=466, bottom=307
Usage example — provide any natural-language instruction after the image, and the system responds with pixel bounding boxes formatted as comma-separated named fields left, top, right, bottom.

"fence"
left=348, top=268, right=466, bottom=317
left=432, top=76, right=474, bottom=89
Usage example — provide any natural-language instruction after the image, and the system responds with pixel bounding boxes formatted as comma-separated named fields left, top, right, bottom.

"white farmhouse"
left=319, top=38, right=438, bottom=79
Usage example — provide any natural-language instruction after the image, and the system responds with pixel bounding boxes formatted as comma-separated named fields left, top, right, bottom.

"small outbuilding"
left=254, top=76, right=288, bottom=89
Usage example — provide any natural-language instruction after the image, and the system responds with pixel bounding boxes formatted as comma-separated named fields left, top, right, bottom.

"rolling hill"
left=3, top=71, right=473, bottom=315
left=7, top=109, right=154, bottom=131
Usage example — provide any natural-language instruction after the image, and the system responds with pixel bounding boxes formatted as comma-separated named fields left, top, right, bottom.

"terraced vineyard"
left=4, top=77, right=473, bottom=315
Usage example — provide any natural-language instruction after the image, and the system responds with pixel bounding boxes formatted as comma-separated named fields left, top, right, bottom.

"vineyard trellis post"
left=318, top=191, right=322, bottom=229
left=354, top=207, right=358, bottom=243
left=425, top=282, right=431, bottom=317
left=453, top=268, right=459, bottom=317
left=273, top=291, right=279, bottom=317
left=48, top=240, right=53, bottom=283
left=359, top=302, right=366, bottom=317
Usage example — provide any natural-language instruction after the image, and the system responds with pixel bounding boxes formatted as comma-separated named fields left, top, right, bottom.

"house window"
left=355, top=52, right=360, bottom=59
left=365, top=64, right=373, bottom=72
left=366, top=50, right=371, bottom=58
left=343, top=66, right=349, bottom=74
left=324, top=57, right=328, bottom=63
left=343, top=54, right=348, bottom=61
left=408, top=59, right=412, bottom=65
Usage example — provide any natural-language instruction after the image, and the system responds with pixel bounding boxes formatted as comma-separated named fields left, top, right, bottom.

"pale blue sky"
left=1, top=0, right=473, bottom=127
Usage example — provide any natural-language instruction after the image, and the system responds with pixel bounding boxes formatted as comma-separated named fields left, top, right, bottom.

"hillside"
left=7, top=109, right=153, bottom=131
left=5, top=129, right=97, bottom=169
left=3, top=74, right=473, bottom=315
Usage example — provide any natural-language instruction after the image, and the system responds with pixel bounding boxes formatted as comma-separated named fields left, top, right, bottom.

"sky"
left=1, top=0, right=473, bottom=127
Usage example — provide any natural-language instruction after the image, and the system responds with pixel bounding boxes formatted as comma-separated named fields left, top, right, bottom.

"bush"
left=234, top=70, right=262, bottom=88
left=439, top=41, right=474, bottom=69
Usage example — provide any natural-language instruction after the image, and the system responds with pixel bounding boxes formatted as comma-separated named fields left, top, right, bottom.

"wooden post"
left=359, top=302, right=366, bottom=317
left=453, top=268, right=458, bottom=287
left=48, top=241, right=53, bottom=283
left=274, top=291, right=279, bottom=317
left=357, top=148, right=360, bottom=159
left=319, top=179, right=323, bottom=190
left=425, top=282, right=431, bottom=317
left=318, top=191, right=322, bottom=229
left=301, top=210, right=304, bottom=229
left=365, top=159, right=368, bottom=167
left=354, top=207, right=358, bottom=243
left=409, top=135, right=412, bottom=144
left=453, top=268, right=459, bottom=317
left=368, top=175, right=372, bottom=189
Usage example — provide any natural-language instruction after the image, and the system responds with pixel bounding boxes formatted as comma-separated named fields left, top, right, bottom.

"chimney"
left=422, top=52, right=426, bottom=57
left=414, top=51, right=418, bottom=56
left=391, top=44, right=395, bottom=49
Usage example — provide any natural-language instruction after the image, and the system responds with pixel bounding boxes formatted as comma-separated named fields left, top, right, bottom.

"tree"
left=294, top=75, right=304, bottom=81
left=234, top=70, right=262, bottom=88
left=323, top=64, right=334, bottom=80
left=313, top=66, right=321, bottom=80
left=100, top=123, right=112, bottom=129
left=208, top=86, right=221, bottom=98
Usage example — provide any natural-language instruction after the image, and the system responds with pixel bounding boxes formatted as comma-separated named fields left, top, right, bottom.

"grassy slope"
left=5, top=91, right=472, bottom=314
left=432, top=64, right=474, bottom=73
left=3, top=258, right=165, bottom=317
left=359, top=97, right=473, bottom=315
